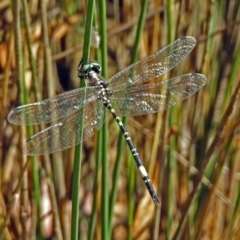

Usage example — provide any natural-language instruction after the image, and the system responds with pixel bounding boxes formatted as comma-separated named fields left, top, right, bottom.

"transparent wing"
left=108, top=36, right=196, bottom=90
left=23, top=100, right=105, bottom=155
left=8, top=86, right=98, bottom=125
left=110, top=74, right=206, bottom=116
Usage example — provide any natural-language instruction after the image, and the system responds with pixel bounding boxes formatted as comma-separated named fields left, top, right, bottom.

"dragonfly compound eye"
left=78, top=61, right=101, bottom=78
left=90, top=62, right=101, bottom=74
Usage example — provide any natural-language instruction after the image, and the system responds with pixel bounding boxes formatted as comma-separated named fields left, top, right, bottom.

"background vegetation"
left=0, top=0, right=240, bottom=239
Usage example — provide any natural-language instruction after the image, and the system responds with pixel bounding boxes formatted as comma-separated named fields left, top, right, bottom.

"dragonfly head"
left=78, top=60, right=101, bottom=79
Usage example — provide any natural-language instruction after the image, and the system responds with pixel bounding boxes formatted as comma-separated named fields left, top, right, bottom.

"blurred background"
left=0, top=0, right=240, bottom=239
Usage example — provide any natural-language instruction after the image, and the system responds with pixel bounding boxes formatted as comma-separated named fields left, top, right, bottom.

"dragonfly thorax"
left=87, top=70, right=102, bottom=86
left=96, top=80, right=112, bottom=103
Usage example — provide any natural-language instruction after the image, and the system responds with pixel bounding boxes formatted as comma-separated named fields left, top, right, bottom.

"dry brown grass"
left=0, top=0, right=240, bottom=239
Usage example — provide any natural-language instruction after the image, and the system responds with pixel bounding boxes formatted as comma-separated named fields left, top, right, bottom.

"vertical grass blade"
left=71, top=1, right=95, bottom=239
left=98, top=0, right=109, bottom=239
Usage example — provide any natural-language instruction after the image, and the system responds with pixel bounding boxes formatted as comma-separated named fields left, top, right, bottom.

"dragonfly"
left=8, top=36, right=207, bottom=205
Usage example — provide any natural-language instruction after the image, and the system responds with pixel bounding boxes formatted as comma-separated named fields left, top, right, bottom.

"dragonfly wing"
left=23, top=99, right=105, bottom=155
left=108, top=36, right=196, bottom=90
left=110, top=73, right=206, bottom=116
left=8, top=87, right=98, bottom=125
